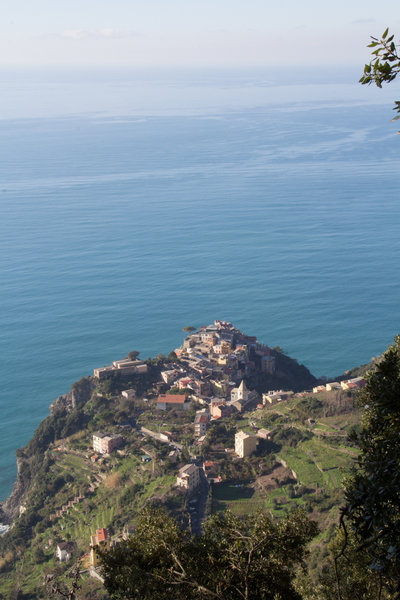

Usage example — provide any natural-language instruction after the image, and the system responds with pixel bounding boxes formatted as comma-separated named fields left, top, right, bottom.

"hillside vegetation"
left=0, top=323, right=365, bottom=599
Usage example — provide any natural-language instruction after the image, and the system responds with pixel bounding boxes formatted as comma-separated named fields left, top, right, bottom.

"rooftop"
left=158, top=394, right=188, bottom=404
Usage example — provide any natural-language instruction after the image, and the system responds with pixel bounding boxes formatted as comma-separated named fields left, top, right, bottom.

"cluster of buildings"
left=155, top=321, right=280, bottom=437
left=313, top=377, right=365, bottom=393
left=49, top=322, right=371, bottom=578
left=176, top=426, right=271, bottom=492
left=171, top=321, right=275, bottom=389
left=56, top=527, right=111, bottom=574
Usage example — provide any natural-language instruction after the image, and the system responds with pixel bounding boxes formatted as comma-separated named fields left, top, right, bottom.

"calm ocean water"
left=0, top=67, right=399, bottom=501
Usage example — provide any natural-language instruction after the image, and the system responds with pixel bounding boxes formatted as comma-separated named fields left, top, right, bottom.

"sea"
left=0, top=66, right=399, bottom=503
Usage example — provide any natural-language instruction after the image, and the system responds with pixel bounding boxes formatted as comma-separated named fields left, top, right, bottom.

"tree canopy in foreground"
left=338, top=335, right=400, bottom=598
left=100, top=507, right=317, bottom=600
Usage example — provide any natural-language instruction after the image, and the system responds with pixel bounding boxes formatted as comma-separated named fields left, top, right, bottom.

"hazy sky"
left=1, top=0, right=399, bottom=68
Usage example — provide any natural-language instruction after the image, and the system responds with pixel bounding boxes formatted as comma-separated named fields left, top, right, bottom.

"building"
left=56, top=541, right=75, bottom=562
left=313, top=385, right=326, bottom=393
left=190, top=379, right=211, bottom=397
left=261, top=355, right=276, bottom=374
left=341, top=377, right=365, bottom=390
left=231, top=380, right=249, bottom=404
left=121, top=389, right=136, bottom=400
left=90, top=528, right=110, bottom=567
left=210, top=401, right=234, bottom=419
left=325, top=382, right=341, bottom=391
left=93, top=366, right=115, bottom=380
left=235, top=431, right=258, bottom=458
left=157, top=394, right=191, bottom=410
left=176, top=464, right=201, bottom=491
left=93, top=432, right=123, bottom=454
left=257, top=429, right=272, bottom=440
left=94, top=359, right=147, bottom=379
left=262, top=390, right=294, bottom=405
left=178, top=377, right=192, bottom=389
left=168, top=449, right=179, bottom=463
left=194, top=411, right=209, bottom=437
left=202, top=460, right=221, bottom=482
left=161, top=370, right=178, bottom=385
left=213, top=341, right=232, bottom=355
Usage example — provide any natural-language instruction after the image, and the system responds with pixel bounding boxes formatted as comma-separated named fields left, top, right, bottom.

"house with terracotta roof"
left=341, top=377, right=365, bottom=390
left=202, top=460, right=221, bottom=482
left=90, top=528, right=110, bottom=567
left=157, top=394, right=191, bottom=410
left=211, top=403, right=235, bottom=419
left=178, top=377, right=193, bottom=389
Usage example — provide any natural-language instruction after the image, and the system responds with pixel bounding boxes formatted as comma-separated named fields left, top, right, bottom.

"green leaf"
left=382, top=27, right=389, bottom=39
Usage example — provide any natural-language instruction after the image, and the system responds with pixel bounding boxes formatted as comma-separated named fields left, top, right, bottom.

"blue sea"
left=0, top=66, right=399, bottom=501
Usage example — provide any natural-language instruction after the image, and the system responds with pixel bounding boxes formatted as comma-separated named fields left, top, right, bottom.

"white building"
left=231, top=380, right=249, bottom=404
left=176, top=464, right=200, bottom=491
left=121, top=389, right=136, bottom=400
left=56, top=542, right=74, bottom=562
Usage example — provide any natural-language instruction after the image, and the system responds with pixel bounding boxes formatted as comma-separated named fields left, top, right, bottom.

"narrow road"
left=138, top=425, right=186, bottom=452
left=190, top=472, right=209, bottom=536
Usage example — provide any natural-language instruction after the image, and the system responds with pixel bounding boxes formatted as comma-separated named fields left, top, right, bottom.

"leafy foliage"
left=100, top=506, right=317, bottom=600
left=319, top=529, right=390, bottom=600
left=360, top=28, right=400, bottom=125
left=340, top=335, right=400, bottom=595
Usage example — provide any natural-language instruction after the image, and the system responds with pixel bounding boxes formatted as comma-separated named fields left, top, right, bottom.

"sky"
left=1, top=0, right=399, bottom=68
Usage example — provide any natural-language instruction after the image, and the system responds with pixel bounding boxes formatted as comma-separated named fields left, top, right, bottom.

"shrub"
left=104, top=472, right=123, bottom=490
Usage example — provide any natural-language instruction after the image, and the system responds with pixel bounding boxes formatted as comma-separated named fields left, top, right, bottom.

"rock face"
left=0, top=457, right=29, bottom=522
left=1, top=376, right=95, bottom=523
left=50, top=377, right=95, bottom=415
left=248, top=349, right=317, bottom=393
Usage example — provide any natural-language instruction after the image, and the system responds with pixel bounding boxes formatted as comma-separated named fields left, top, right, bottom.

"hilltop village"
left=0, top=322, right=368, bottom=598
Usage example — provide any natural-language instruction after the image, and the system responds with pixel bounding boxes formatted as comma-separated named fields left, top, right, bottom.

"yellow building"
left=235, top=431, right=258, bottom=458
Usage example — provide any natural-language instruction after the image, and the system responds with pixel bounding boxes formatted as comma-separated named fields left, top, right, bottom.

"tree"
left=127, top=350, right=140, bottom=361
left=44, top=560, right=82, bottom=600
left=100, top=506, right=317, bottom=600
left=338, top=336, right=400, bottom=596
left=316, top=529, right=387, bottom=600
left=360, top=28, right=400, bottom=124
